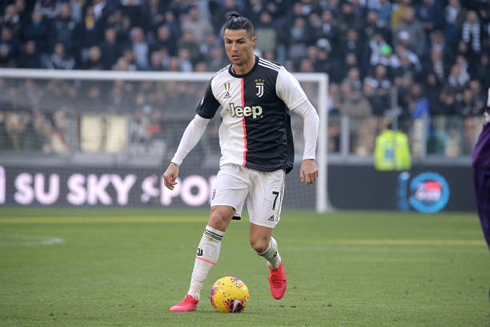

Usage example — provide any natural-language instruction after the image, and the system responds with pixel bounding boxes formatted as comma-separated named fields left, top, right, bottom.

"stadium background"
left=0, top=0, right=489, bottom=212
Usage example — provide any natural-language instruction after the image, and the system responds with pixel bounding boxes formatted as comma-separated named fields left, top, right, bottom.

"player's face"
left=224, top=29, right=256, bottom=68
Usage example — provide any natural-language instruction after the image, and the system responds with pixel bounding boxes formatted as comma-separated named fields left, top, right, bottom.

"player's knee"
left=208, top=208, right=232, bottom=231
left=250, top=236, right=269, bottom=253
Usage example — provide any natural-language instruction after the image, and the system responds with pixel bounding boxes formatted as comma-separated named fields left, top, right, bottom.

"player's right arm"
left=162, top=80, right=221, bottom=190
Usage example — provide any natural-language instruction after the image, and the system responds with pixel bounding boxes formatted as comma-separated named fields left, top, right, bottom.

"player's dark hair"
left=223, top=13, right=254, bottom=39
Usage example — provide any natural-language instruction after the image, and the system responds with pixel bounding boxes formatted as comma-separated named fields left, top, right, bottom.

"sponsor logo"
left=397, top=172, right=449, bottom=213
left=227, top=103, right=263, bottom=118
left=255, top=78, right=265, bottom=97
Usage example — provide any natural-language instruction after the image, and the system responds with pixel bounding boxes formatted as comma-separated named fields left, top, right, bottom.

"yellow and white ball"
left=210, top=276, right=249, bottom=313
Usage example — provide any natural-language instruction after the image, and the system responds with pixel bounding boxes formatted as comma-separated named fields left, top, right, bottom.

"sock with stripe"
left=187, top=225, right=224, bottom=300
left=257, top=236, right=282, bottom=269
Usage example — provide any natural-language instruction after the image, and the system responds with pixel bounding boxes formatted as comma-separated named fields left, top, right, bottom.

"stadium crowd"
left=0, top=0, right=489, bottom=156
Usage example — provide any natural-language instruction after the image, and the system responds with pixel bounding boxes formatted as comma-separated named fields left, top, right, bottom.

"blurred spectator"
left=130, top=27, right=149, bottom=70
left=34, top=0, right=59, bottom=21
left=444, top=0, right=466, bottom=46
left=83, top=46, right=104, bottom=70
left=74, top=6, right=104, bottom=65
left=149, top=49, right=165, bottom=71
left=457, top=87, right=484, bottom=116
left=394, top=6, right=426, bottom=57
left=288, top=17, right=308, bottom=65
left=176, top=48, right=193, bottom=72
left=338, top=1, right=364, bottom=34
left=152, top=25, right=177, bottom=56
left=424, top=71, right=444, bottom=115
left=162, top=10, right=181, bottom=40
left=415, top=0, right=444, bottom=37
left=142, top=0, right=166, bottom=33
left=50, top=3, right=77, bottom=52
left=106, top=9, right=131, bottom=44
left=121, top=0, right=145, bottom=28
left=338, top=28, right=364, bottom=70
left=46, top=42, right=75, bottom=70
left=391, top=0, right=412, bottom=31
left=373, top=0, right=392, bottom=28
left=254, top=11, right=277, bottom=53
left=68, top=0, right=84, bottom=23
left=1, top=4, right=23, bottom=38
left=207, top=46, right=227, bottom=71
left=340, top=83, right=373, bottom=118
left=0, top=27, right=19, bottom=67
left=18, top=40, right=41, bottom=68
left=343, top=67, right=363, bottom=92
left=100, top=27, right=123, bottom=70
left=365, top=10, right=390, bottom=42
left=461, top=10, right=482, bottom=57
left=177, top=30, right=201, bottom=64
left=181, top=6, right=213, bottom=43
left=319, top=10, right=339, bottom=47
left=23, top=10, right=49, bottom=54
left=407, top=83, right=429, bottom=118
left=478, top=53, right=490, bottom=88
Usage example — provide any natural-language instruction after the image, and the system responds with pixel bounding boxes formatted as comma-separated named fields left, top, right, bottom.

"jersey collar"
left=228, top=55, right=259, bottom=78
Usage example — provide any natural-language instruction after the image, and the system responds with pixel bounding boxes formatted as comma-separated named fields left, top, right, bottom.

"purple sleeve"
left=472, top=107, right=490, bottom=168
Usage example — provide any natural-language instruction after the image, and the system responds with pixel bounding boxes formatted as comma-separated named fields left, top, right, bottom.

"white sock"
left=187, top=225, right=224, bottom=301
left=257, top=237, right=282, bottom=269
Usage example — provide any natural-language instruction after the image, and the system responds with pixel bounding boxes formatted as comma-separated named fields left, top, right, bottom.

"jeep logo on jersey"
left=255, top=79, right=265, bottom=97
left=228, top=103, right=263, bottom=118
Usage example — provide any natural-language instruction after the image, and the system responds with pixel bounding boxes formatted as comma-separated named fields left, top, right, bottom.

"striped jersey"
left=196, top=56, right=308, bottom=173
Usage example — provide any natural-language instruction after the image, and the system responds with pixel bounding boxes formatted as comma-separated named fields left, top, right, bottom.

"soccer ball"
left=210, top=276, right=249, bottom=313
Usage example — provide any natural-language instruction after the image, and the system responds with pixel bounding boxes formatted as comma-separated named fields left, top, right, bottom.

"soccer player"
left=472, top=87, right=490, bottom=251
left=163, top=13, right=320, bottom=312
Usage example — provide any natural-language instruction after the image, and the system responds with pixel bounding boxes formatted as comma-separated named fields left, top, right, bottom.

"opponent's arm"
left=163, top=114, right=210, bottom=190
left=292, top=100, right=319, bottom=184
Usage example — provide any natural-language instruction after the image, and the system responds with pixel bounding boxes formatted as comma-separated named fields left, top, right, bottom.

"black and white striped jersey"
left=196, top=56, right=308, bottom=173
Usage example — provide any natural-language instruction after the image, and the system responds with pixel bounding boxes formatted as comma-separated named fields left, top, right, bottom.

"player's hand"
left=163, top=163, right=179, bottom=190
left=300, top=159, right=318, bottom=185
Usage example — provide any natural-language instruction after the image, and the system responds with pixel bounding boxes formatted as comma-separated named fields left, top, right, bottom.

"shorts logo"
left=212, top=189, right=216, bottom=200
left=228, top=103, right=263, bottom=119
left=268, top=215, right=275, bottom=221
left=197, top=248, right=203, bottom=256
left=255, top=78, right=265, bottom=97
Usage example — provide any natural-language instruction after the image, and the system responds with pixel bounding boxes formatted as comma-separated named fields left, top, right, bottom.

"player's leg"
left=247, top=168, right=287, bottom=299
left=170, top=205, right=234, bottom=312
left=170, top=165, right=248, bottom=312
left=472, top=167, right=490, bottom=250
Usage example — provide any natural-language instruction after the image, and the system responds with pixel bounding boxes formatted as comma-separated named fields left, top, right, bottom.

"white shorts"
left=210, top=164, right=285, bottom=229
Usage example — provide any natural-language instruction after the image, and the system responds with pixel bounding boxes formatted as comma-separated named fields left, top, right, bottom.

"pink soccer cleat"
left=170, top=294, right=199, bottom=312
left=268, top=261, right=287, bottom=299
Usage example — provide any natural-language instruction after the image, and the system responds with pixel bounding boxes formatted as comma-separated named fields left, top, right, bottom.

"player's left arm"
left=293, top=100, right=319, bottom=184
left=276, top=68, right=319, bottom=184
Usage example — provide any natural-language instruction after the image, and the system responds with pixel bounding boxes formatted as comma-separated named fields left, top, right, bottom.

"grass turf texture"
left=0, top=208, right=488, bottom=327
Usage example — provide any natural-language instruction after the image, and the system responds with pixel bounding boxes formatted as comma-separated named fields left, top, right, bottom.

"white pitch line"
left=0, top=235, right=65, bottom=247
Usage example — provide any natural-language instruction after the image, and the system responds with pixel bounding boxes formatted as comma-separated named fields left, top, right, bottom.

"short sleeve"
left=275, top=68, right=308, bottom=111
left=196, top=80, right=221, bottom=119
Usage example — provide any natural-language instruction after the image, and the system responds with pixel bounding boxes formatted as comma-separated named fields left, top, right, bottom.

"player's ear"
left=251, top=36, right=257, bottom=47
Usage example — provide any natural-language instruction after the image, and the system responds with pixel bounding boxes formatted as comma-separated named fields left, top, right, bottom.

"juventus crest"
left=255, top=78, right=265, bottom=97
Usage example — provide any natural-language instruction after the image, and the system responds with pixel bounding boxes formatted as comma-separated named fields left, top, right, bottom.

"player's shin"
left=188, top=225, right=224, bottom=300
left=257, top=236, right=281, bottom=269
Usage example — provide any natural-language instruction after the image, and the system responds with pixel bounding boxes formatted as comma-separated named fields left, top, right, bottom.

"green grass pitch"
left=0, top=208, right=488, bottom=327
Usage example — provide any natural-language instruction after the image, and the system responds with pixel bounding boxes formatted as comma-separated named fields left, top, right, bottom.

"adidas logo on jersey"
left=228, top=103, right=263, bottom=119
